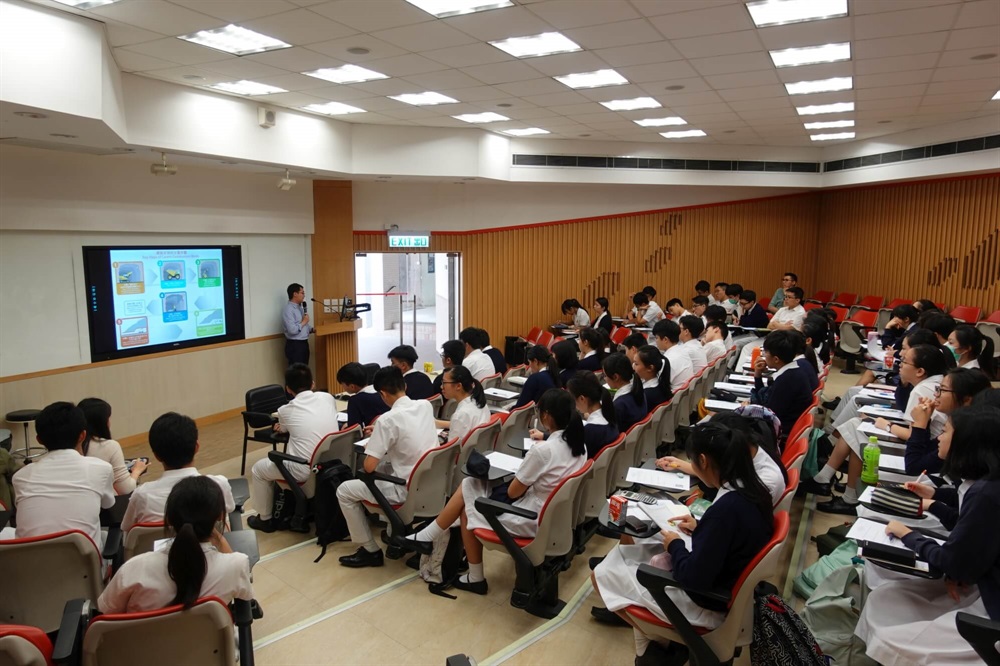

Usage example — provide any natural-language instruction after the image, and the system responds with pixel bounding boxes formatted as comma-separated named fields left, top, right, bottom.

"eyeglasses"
left=934, top=387, right=954, bottom=396
left=898, top=359, right=914, bottom=367
left=441, top=380, right=459, bottom=385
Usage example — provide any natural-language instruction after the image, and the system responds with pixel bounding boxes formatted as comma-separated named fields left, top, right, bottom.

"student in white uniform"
left=338, top=367, right=438, bottom=568
left=627, top=292, right=663, bottom=326
left=678, top=315, right=709, bottom=374
left=768, top=287, right=806, bottom=331
left=79, top=397, right=145, bottom=495
left=5, top=402, right=115, bottom=548
left=561, top=298, right=590, bottom=327
left=436, top=365, right=491, bottom=444
left=664, top=298, right=691, bottom=320
left=248, top=363, right=339, bottom=532
left=402, top=389, right=587, bottom=594
left=99, top=476, right=253, bottom=614
left=459, top=327, right=496, bottom=382
left=651, top=319, right=694, bottom=392
left=690, top=295, right=709, bottom=326
left=856, top=405, right=1000, bottom=666
left=948, top=324, right=996, bottom=379
left=703, top=321, right=729, bottom=365
left=121, top=412, right=235, bottom=533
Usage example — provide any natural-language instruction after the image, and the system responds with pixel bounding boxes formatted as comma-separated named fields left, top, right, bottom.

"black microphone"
left=302, top=301, right=307, bottom=314
left=311, top=298, right=324, bottom=304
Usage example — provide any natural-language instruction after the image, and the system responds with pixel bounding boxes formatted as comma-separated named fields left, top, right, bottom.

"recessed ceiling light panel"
left=180, top=24, right=291, bottom=56
left=210, top=80, right=287, bottom=95
left=804, top=119, right=854, bottom=129
left=302, top=102, right=367, bottom=115
left=770, top=42, right=850, bottom=67
left=304, top=65, right=388, bottom=84
left=489, top=32, right=581, bottom=58
left=600, top=97, right=661, bottom=111
left=389, top=92, right=459, bottom=106
left=660, top=129, right=706, bottom=139
left=502, top=128, right=550, bottom=136
left=746, top=0, right=848, bottom=27
left=554, top=69, right=629, bottom=89
left=405, top=0, right=513, bottom=18
left=993, top=90, right=1000, bottom=100
left=634, top=117, right=687, bottom=127
left=452, top=112, right=510, bottom=123
left=810, top=132, right=855, bottom=141
left=796, top=101, right=854, bottom=115
left=785, top=76, right=852, bottom=95
left=51, top=0, right=122, bottom=8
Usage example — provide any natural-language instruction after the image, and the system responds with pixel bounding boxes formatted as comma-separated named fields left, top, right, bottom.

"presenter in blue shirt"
left=282, top=283, right=311, bottom=367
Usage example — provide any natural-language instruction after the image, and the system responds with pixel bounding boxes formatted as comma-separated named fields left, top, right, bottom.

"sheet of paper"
left=727, top=374, right=756, bottom=384
left=626, top=467, right=691, bottom=492
left=355, top=437, right=370, bottom=449
left=858, top=422, right=896, bottom=440
left=879, top=454, right=907, bottom=472
left=859, top=388, right=896, bottom=401
left=486, top=451, right=524, bottom=474
left=507, top=376, right=527, bottom=386
left=522, top=438, right=535, bottom=451
left=637, top=501, right=691, bottom=529
left=846, top=518, right=910, bottom=549
left=713, top=382, right=752, bottom=395
left=859, top=485, right=876, bottom=503
left=859, top=405, right=908, bottom=421
left=337, top=412, right=349, bottom=423
left=485, top=388, right=520, bottom=400
left=705, top=399, right=740, bottom=412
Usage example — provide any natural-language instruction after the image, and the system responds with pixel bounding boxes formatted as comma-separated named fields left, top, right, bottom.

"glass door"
left=354, top=252, right=460, bottom=367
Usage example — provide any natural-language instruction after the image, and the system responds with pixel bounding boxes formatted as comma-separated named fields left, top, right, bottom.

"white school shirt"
left=449, top=395, right=492, bottom=444
left=682, top=338, right=708, bottom=374
left=462, top=349, right=495, bottom=382
left=574, top=309, right=591, bottom=327
left=122, top=468, right=236, bottom=532
left=908, top=374, right=946, bottom=437
left=365, top=396, right=437, bottom=482
left=11, top=449, right=115, bottom=548
left=642, top=301, right=664, bottom=325
left=86, top=437, right=135, bottom=495
left=772, top=305, right=806, bottom=331
left=704, top=339, right=727, bottom=365
left=961, top=359, right=980, bottom=370
left=98, top=543, right=253, bottom=614
left=662, top=344, right=695, bottom=391
left=513, top=429, right=587, bottom=518
left=593, top=312, right=609, bottom=330
left=276, top=390, right=341, bottom=481
left=753, top=447, right=786, bottom=507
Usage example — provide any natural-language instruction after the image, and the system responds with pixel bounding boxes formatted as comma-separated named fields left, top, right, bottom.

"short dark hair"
left=35, top=401, right=87, bottom=451
left=642, top=286, right=657, bottom=298
left=914, top=299, right=939, bottom=313
left=480, top=329, right=492, bottom=346
left=892, top=303, right=919, bottom=322
left=707, top=320, right=729, bottom=338
left=694, top=280, right=711, bottom=293
left=785, top=286, right=804, bottom=301
left=943, top=405, right=1000, bottom=480
left=149, top=412, right=198, bottom=469
left=944, top=368, right=991, bottom=403
left=653, top=318, right=681, bottom=343
left=740, top=289, right=757, bottom=303
left=665, top=297, right=684, bottom=309
left=909, top=343, right=951, bottom=376
left=336, top=362, right=367, bottom=388
left=632, top=292, right=649, bottom=306
left=704, top=304, right=727, bottom=323
left=388, top=345, right=418, bottom=368
left=692, top=295, right=709, bottom=307
left=552, top=339, right=579, bottom=371
left=679, top=315, right=704, bottom=338
left=561, top=299, right=582, bottom=314
left=373, top=366, right=406, bottom=394
left=714, top=282, right=729, bottom=290
left=763, top=330, right=797, bottom=363
left=622, top=332, right=648, bottom=350
left=919, top=311, right=957, bottom=339
left=78, top=397, right=112, bottom=441
left=286, top=283, right=303, bottom=300
left=724, top=283, right=743, bottom=297
left=285, top=363, right=312, bottom=394
left=784, top=272, right=798, bottom=282
left=459, top=327, right=485, bottom=349
left=441, top=339, right=465, bottom=365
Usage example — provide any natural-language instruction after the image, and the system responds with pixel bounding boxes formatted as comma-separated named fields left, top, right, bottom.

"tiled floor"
left=116, top=363, right=861, bottom=665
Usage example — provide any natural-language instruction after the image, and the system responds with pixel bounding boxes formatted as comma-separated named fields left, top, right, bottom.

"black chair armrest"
left=355, top=470, right=409, bottom=543
left=52, top=598, right=89, bottom=665
left=231, top=598, right=254, bottom=627
left=102, top=526, right=123, bottom=561
left=357, top=470, right=407, bottom=486
left=637, top=563, right=732, bottom=605
left=0, top=510, right=9, bottom=530
left=230, top=598, right=257, bottom=666
left=474, top=497, right=537, bottom=521
left=243, top=411, right=277, bottom=429
left=267, top=451, right=309, bottom=467
left=956, top=611, right=1000, bottom=666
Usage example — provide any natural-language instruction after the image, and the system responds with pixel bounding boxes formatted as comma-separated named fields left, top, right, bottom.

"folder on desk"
left=705, top=399, right=741, bottom=412
left=626, top=467, right=691, bottom=492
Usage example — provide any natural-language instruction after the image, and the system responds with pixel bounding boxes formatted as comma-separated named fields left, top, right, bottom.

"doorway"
left=354, top=252, right=461, bottom=367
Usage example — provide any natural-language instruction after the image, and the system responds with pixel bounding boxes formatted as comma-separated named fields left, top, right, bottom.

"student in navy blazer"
left=576, top=327, right=606, bottom=373
left=737, top=289, right=770, bottom=329
left=553, top=339, right=580, bottom=385
left=592, top=297, right=614, bottom=334
left=751, top=331, right=814, bottom=442
left=566, top=371, right=620, bottom=459
left=514, top=345, right=562, bottom=409
left=336, top=362, right=390, bottom=428
left=388, top=345, right=437, bottom=401
left=633, top=345, right=673, bottom=414
left=602, top=353, right=647, bottom=433
left=480, top=329, right=507, bottom=375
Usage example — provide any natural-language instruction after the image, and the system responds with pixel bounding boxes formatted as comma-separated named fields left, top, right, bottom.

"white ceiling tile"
left=359, top=54, right=449, bottom=77
left=852, top=0, right=960, bottom=14
left=684, top=111, right=742, bottom=123
left=546, top=102, right=607, bottom=115
left=615, top=61, right=700, bottom=83
left=403, top=69, right=485, bottom=91
left=241, top=8, right=358, bottom=45
left=562, top=19, right=662, bottom=50
left=525, top=0, right=640, bottom=29
left=854, top=33, right=950, bottom=59
left=854, top=53, right=940, bottom=76
left=371, top=21, right=478, bottom=52
left=120, top=38, right=232, bottom=66
left=726, top=97, right=793, bottom=112
left=704, top=70, right=780, bottom=89
left=139, top=65, right=231, bottom=83
left=244, top=47, right=340, bottom=72
left=287, top=0, right=327, bottom=5
left=916, top=101, right=988, bottom=114
left=658, top=90, right=724, bottom=107
left=736, top=107, right=797, bottom=120
left=113, top=49, right=180, bottom=72
left=937, top=48, right=1000, bottom=69
left=954, top=0, right=1000, bottom=30
left=668, top=101, right=733, bottom=115
left=931, top=61, right=1000, bottom=82
left=416, top=116, right=472, bottom=128
left=522, top=51, right=611, bottom=77
left=690, top=52, right=773, bottom=77
left=170, top=1, right=296, bottom=22
left=637, top=77, right=714, bottom=95
left=423, top=43, right=513, bottom=68
left=342, top=113, right=413, bottom=125
left=308, top=85, right=377, bottom=101
left=91, top=0, right=224, bottom=36
left=925, top=77, right=1000, bottom=96
left=458, top=87, right=521, bottom=102
left=463, top=61, right=544, bottom=84
left=856, top=84, right=929, bottom=101
left=199, top=57, right=289, bottom=79
left=253, top=72, right=336, bottom=90
left=774, top=62, right=854, bottom=83
left=494, top=77, right=568, bottom=96
left=574, top=84, right=651, bottom=102
left=103, top=21, right=166, bottom=47
left=309, top=1, right=433, bottom=32
left=308, top=35, right=408, bottom=62
left=593, top=41, right=683, bottom=67
left=946, top=26, right=1000, bottom=50
left=252, top=91, right=327, bottom=107
left=854, top=5, right=962, bottom=41
left=672, top=30, right=763, bottom=59
left=922, top=90, right=997, bottom=106
left=755, top=18, right=851, bottom=50
left=379, top=106, right=449, bottom=119
left=717, top=84, right=787, bottom=101
left=522, top=90, right=591, bottom=106
left=349, top=96, right=409, bottom=111
left=859, top=96, right=924, bottom=110
left=500, top=106, right=560, bottom=119
left=647, top=4, right=754, bottom=39
left=441, top=6, right=553, bottom=41
left=856, top=69, right=934, bottom=89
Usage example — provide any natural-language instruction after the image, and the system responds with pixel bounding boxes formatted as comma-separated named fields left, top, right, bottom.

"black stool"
left=5, top=409, right=45, bottom=460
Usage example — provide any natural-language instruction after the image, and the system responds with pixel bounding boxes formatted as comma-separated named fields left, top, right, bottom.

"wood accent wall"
left=312, top=181, right=358, bottom=387
left=816, top=175, right=1000, bottom=314
left=354, top=193, right=822, bottom=342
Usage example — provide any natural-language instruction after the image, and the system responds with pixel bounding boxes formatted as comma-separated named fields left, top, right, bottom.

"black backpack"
left=311, top=459, right=354, bottom=562
left=751, top=590, right=827, bottom=666
left=270, top=487, right=297, bottom=532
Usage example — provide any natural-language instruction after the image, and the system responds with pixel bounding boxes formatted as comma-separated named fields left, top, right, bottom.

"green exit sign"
left=388, top=234, right=429, bottom=248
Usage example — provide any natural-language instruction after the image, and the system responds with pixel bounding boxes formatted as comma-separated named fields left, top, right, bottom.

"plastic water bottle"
left=861, top=436, right=881, bottom=485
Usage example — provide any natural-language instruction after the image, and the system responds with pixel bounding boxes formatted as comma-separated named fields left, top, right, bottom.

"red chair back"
left=807, top=290, right=834, bottom=304
left=884, top=298, right=910, bottom=310
left=830, top=292, right=857, bottom=307
left=781, top=437, right=808, bottom=468
left=726, top=512, right=790, bottom=609
left=986, top=310, right=1000, bottom=325
left=0, top=625, right=53, bottom=665
left=548, top=336, right=564, bottom=349
left=950, top=305, right=982, bottom=323
left=535, top=331, right=553, bottom=348
left=829, top=306, right=848, bottom=324
left=847, top=310, right=878, bottom=329
left=611, top=327, right=630, bottom=346
left=803, top=302, right=822, bottom=312
left=525, top=327, right=542, bottom=344
left=855, top=295, right=883, bottom=311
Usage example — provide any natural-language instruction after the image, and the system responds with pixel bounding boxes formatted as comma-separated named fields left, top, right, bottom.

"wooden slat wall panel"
left=817, top=175, right=1000, bottom=314
left=354, top=193, right=822, bottom=341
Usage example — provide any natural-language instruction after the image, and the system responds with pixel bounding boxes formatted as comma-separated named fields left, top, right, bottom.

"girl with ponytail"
left=603, top=352, right=647, bottom=432
left=436, top=365, right=490, bottom=444
left=577, top=327, right=607, bottom=373
left=403, top=389, right=587, bottom=595
left=514, top=344, right=562, bottom=408
left=948, top=324, right=996, bottom=380
left=633, top=345, right=673, bottom=413
left=98, top=476, right=253, bottom=613
left=566, top=371, right=620, bottom=458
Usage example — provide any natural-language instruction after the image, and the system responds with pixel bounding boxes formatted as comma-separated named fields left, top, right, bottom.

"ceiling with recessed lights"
left=26, top=0, right=1000, bottom=146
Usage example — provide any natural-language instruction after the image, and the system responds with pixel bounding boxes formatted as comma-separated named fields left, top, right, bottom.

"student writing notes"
left=436, top=366, right=491, bottom=443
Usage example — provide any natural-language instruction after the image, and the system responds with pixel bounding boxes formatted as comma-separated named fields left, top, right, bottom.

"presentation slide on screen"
left=109, top=248, right=226, bottom=351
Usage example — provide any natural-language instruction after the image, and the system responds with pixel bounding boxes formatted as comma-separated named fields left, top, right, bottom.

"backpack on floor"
left=311, top=459, right=354, bottom=562
left=800, top=564, right=877, bottom=666
left=815, top=523, right=853, bottom=557
left=751, top=592, right=826, bottom=666
left=270, top=487, right=297, bottom=532
left=419, top=526, right=466, bottom=599
left=794, top=538, right=860, bottom=599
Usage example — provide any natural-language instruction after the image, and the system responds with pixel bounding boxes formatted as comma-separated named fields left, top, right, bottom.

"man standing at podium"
left=283, top=283, right=311, bottom=367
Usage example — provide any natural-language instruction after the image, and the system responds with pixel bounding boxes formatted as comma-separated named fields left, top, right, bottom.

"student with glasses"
left=768, top=287, right=806, bottom=331
left=436, top=366, right=490, bottom=444
left=767, top=273, right=797, bottom=314
left=433, top=340, right=466, bottom=395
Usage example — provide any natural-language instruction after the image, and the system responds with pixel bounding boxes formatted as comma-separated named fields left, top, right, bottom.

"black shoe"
left=338, top=546, right=385, bottom=568
left=797, top=478, right=831, bottom=497
left=822, top=397, right=841, bottom=411
left=399, top=535, right=434, bottom=556
left=816, top=497, right=859, bottom=516
left=589, top=556, right=605, bottom=571
left=453, top=576, right=488, bottom=595
left=834, top=481, right=846, bottom=493
left=247, top=515, right=276, bottom=533
left=635, top=641, right=673, bottom=666
left=591, top=605, right=629, bottom=627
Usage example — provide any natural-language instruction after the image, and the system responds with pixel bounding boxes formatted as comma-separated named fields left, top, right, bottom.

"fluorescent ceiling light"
left=489, top=32, right=582, bottom=58
left=770, top=42, right=850, bottom=68
left=993, top=90, right=1000, bottom=100
left=179, top=24, right=290, bottom=56
left=405, top=0, right=512, bottom=18
left=51, top=0, right=122, bottom=8
left=796, top=101, right=854, bottom=115
left=804, top=119, right=854, bottom=129
left=746, top=0, right=848, bottom=27
left=660, top=129, right=706, bottom=139
left=600, top=97, right=661, bottom=111
left=810, top=132, right=855, bottom=141
left=389, top=92, right=459, bottom=106
left=785, top=76, right=852, bottom=95
left=634, top=117, right=687, bottom=127
left=304, top=65, right=388, bottom=84
left=453, top=112, right=510, bottom=123
left=210, top=80, right=287, bottom=95
left=554, top=69, right=629, bottom=89
left=502, top=128, right=550, bottom=136
left=302, top=102, right=366, bottom=115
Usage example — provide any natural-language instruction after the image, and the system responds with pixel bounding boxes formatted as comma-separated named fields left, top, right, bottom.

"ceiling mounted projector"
left=150, top=152, right=177, bottom=176
left=277, top=168, right=296, bottom=191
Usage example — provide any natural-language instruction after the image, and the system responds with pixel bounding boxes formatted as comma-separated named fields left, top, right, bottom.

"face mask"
left=945, top=343, right=961, bottom=362
left=729, top=298, right=738, bottom=304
